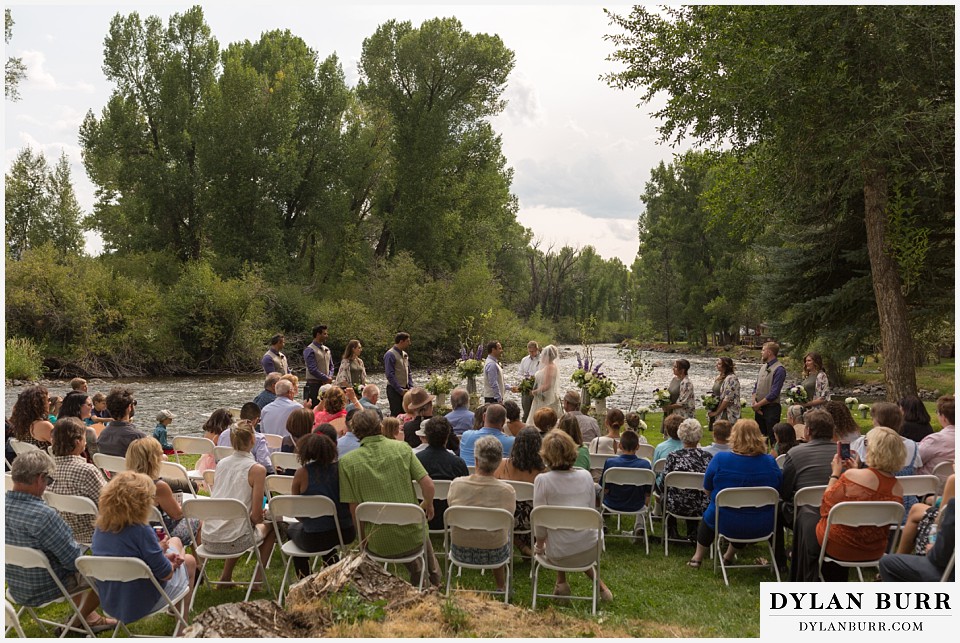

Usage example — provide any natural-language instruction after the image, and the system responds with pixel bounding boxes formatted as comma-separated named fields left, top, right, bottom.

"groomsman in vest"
left=482, top=341, right=505, bottom=404
left=751, top=341, right=787, bottom=441
left=261, top=334, right=290, bottom=375
left=303, top=324, right=333, bottom=407
left=384, top=332, right=414, bottom=417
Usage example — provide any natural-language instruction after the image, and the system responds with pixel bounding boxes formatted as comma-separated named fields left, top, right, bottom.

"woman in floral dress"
left=655, top=418, right=712, bottom=541
left=708, top=357, right=741, bottom=427
left=801, top=352, right=830, bottom=410
left=663, top=359, right=695, bottom=420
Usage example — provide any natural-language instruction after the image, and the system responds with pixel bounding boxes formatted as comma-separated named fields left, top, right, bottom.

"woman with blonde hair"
left=533, top=430, right=613, bottom=602
left=125, top=438, right=200, bottom=546
left=91, top=471, right=197, bottom=624
left=335, top=339, right=367, bottom=394
left=202, top=422, right=276, bottom=587
left=685, top=419, right=782, bottom=569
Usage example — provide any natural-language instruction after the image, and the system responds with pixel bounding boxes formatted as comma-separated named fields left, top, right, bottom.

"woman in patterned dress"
left=801, top=352, right=830, bottom=410
left=708, top=357, right=741, bottom=427
left=655, top=418, right=712, bottom=541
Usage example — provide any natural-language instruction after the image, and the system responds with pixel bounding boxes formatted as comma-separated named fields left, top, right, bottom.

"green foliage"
left=5, top=9, right=25, bottom=101
left=327, top=587, right=386, bottom=624
left=439, top=598, right=469, bottom=633
left=5, top=337, right=44, bottom=380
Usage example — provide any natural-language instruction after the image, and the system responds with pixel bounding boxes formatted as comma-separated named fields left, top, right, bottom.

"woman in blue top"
left=288, top=432, right=356, bottom=578
left=685, top=419, right=782, bottom=569
left=91, top=471, right=197, bottom=624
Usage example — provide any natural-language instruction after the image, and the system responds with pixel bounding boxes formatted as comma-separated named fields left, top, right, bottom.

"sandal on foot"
left=686, top=559, right=702, bottom=569
left=85, top=615, right=119, bottom=633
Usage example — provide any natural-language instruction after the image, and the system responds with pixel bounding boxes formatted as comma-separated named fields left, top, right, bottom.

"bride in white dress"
left=528, top=344, right=561, bottom=419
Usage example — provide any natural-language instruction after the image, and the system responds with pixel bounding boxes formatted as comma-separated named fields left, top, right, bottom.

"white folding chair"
left=8, top=438, right=40, bottom=456
left=652, top=458, right=667, bottom=474
left=159, top=460, right=198, bottom=498
left=817, top=501, right=904, bottom=581
left=182, top=497, right=274, bottom=611
left=4, top=545, right=96, bottom=638
left=92, top=452, right=127, bottom=476
left=791, top=485, right=827, bottom=534
left=355, top=502, right=429, bottom=590
left=896, top=474, right=939, bottom=499
left=713, top=486, right=781, bottom=585
left=5, top=473, right=14, bottom=492
left=212, top=446, right=235, bottom=462
left=75, top=555, right=190, bottom=637
left=262, top=433, right=284, bottom=451
left=941, top=551, right=956, bottom=582
left=202, top=469, right=215, bottom=489
left=530, top=506, right=604, bottom=615
left=649, top=458, right=668, bottom=524
left=931, top=461, right=954, bottom=495
left=589, top=453, right=616, bottom=471
left=775, top=454, right=787, bottom=470
left=443, top=506, right=514, bottom=603
left=265, top=474, right=295, bottom=497
left=466, top=465, right=476, bottom=475
left=502, top=480, right=535, bottom=560
left=42, top=492, right=98, bottom=550
left=600, top=467, right=656, bottom=554
left=172, top=436, right=214, bottom=484
left=269, top=495, right=345, bottom=606
left=635, top=443, right=655, bottom=463
left=4, top=599, right=25, bottom=638
left=270, top=451, right=300, bottom=473
left=661, top=470, right=706, bottom=556
left=413, top=479, right=453, bottom=567
left=149, top=507, right=171, bottom=540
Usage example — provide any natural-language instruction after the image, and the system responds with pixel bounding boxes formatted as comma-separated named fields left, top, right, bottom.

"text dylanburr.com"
left=761, top=583, right=955, bottom=639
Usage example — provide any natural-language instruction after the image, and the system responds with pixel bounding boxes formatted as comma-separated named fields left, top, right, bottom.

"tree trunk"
left=862, top=166, right=917, bottom=401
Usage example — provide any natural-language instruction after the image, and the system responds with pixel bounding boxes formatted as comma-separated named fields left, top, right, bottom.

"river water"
left=5, top=345, right=762, bottom=438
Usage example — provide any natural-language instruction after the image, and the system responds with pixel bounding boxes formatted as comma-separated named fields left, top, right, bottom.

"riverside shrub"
left=5, top=337, right=44, bottom=380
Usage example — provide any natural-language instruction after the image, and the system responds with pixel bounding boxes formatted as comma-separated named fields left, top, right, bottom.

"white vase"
left=435, top=393, right=447, bottom=408
left=595, top=397, right=607, bottom=416
left=466, top=375, right=477, bottom=394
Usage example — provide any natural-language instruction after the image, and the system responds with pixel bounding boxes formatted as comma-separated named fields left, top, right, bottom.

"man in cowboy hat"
left=402, top=387, right=459, bottom=455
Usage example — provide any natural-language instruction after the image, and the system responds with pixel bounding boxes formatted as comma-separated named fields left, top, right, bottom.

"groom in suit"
left=483, top=341, right=505, bottom=404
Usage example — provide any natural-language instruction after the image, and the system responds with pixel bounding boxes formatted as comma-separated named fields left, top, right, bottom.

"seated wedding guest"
left=49, top=417, right=107, bottom=544
left=600, top=430, right=653, bottom=513
left=887, top=475, right=955, bottom=577
left=534, top=431, right=613, bottom=602
left=445, top=389, right=475, bottom=436
left=685, top=419, right=782, bottom=569
left=653, top=414, right=684, bottom=463
left=57, top=390, right=101, bottom=459
left=793, top=426, right=904, bottom=581
left=556, top=414, right=591, bottom=471
left=6, top=451, right=115, bottom=633
left=447, top=437, right=516, bottom=593
left=314, top=386, right=348, bottom=436
left=286, top=433, right=356, bottom=578
left=495, top=427, right=546, bottom=557
left=771, top=423, right=799, bottom=457
left=196, top=409, right=232, bottom=474
left=91, top=472, right=196, bottom=624
left=655, top=418, right=712, bottom=542
left=504, top=400, right=526, bottom=437
left=239, top=403, right=261, bottom=433
left=125, top=438, right=201, bottom=546
left=703, top=420, right=732, bottom=456
left=880, top=498, right=955, bottom=582
left=532, top=406, right=557, bottom=436
left=625, top=412, right=649, bottom=444
left=203, top=422, right=276, bottom=587
left=10, top=385, right=54, bottom=449
left=918, top=395, right=954, bottom=476
left=898, top=394, right=934, bottom=443
left=588, top=409, right=625, bottom=455
left=380, top=417, right=403, bottom=441
left=473, top=404, right=489, bottom=431
left=97, top=388, right=146, bottom=457
left=216, top=409, right=275, bottom=475
left=282, top=408, right=315, bottom=453
left=786, top=405, right=806, bottom=442
left=415, top=416, right=468, bottom=531
left=824, top=400, right=861, bottom=444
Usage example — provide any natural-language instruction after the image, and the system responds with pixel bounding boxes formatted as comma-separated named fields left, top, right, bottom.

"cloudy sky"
left=4, top=1, right=688, bottom=262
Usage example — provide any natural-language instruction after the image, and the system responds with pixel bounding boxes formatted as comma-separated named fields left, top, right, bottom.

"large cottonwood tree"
left=606, top=5, right=954, bottom=399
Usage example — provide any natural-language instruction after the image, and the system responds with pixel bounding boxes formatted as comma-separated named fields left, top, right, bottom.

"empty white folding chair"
left=182, top=497, right=274, bottom=611
left=635, top=443, right=655, bottom=463
left=4, top=599, right=26, bottom=638
left=4, top=545, right=96, bottom=638
left=159, top=460, right=198, bottom=498
left=4, top=473, right=14, bottom=492
left=414, top=479, right=453, bottom=567
left=93, top=452, right=127, bottom=476
left=172, top=436, right=215, bottom=485
left=75, top=555, right=190, bottom=637
left=896, top=474, right=940, bottom=500
left=530, top=506, right=604, bottom=615
left=269, top=495, right=345, bottom=605
left=354, top=502, right=430, bottom=590
left=661, top=470, right=706, bottom=556
left=42, top=492, right=98, bottom=551
left=270, top=451, right=300, bottom=473
left=713, top=486, right=781, bottom=585
left=599, top=467, right=656, bottom=554
left=212, top=445, right=235, bottom=462
left=443, top=506, right=514, bottom=603
left=817, top=501, right=904, bottom=582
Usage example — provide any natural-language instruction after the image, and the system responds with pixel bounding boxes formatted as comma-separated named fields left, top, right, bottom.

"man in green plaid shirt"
left=339, top=409, right=442, bottom=586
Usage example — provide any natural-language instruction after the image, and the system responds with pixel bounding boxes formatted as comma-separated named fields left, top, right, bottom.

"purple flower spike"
left=476, top=343, right=483, bottom=360
left=583, top=357, right=590, bottom=372
left=576, top=353, right=582, bottom=369
left=593, top=362, right=603, bottom=374
left=460, top=346, right=467, bottom=360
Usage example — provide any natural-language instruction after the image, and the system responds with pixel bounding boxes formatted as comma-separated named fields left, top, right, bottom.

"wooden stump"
left=181, top=600, right=314, bottom=638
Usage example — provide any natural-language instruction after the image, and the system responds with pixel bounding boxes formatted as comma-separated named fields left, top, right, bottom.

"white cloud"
left=501, top=71, right=542, bottom=125
left=517, top=205, right=638, bottom=263
left=20, top=49, right=95, bottom=93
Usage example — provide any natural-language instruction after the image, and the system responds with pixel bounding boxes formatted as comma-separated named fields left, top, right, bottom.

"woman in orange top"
left=814, top=426, right=904, bottom=581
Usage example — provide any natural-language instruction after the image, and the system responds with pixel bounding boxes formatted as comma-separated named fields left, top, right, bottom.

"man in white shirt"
left=259, top=378, right=303, bottom=438
left=515, top=341, right=540, bottom=422
left=482, top=341, right=505, bottom=404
